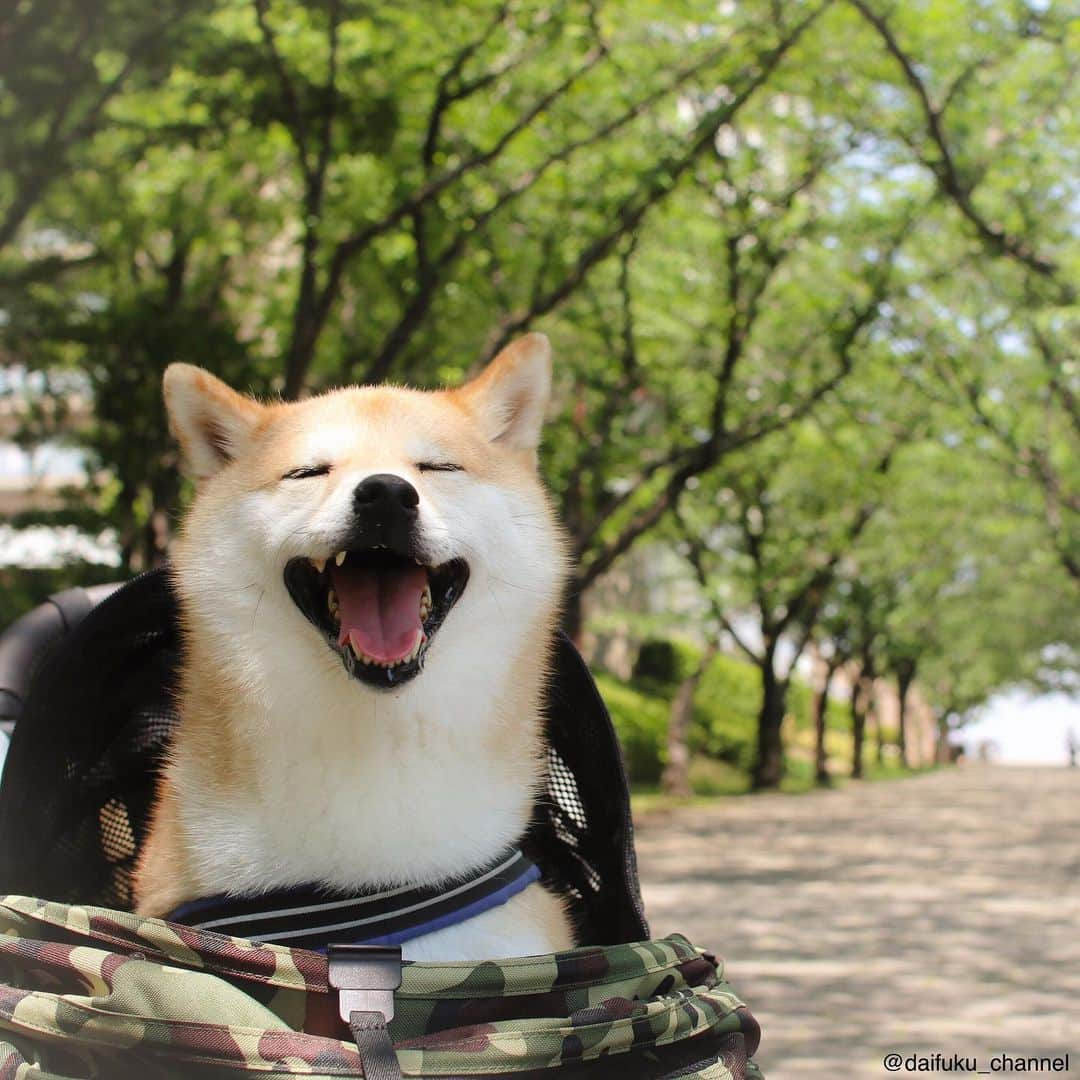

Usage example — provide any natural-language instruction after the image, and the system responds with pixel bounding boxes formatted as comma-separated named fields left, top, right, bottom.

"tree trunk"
left=561, top=575, right=585, bottom=645
left=935, top=714, right=952, bottom=764
left=751, top=655, right=787, bottom=791
left=873, top=689, right=885, bottom=768
left=283, top=212, right=326, bottom=399
left=138, top=506, right=171, bottom=570
left=895, top=661, right=916, bottom=768
left=850, top=674, right=866, bottom=780
left=851, top=651, right=875, bottom=779
left=283, top=314, right=319, bottom=400
left=662, top=642, right=718, bottom=796
left=813, top=661, right=838, bottom=787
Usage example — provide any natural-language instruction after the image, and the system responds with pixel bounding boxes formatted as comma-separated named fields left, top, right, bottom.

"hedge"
left=601, top=636, right=851, bottom=785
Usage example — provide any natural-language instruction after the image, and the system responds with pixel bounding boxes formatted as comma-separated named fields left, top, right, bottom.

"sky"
left=962, top=689, right=1080, bottom=766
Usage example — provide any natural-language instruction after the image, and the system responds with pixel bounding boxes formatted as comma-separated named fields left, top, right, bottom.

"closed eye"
left=417, top=462, right=465, bottom=473
left=281, top=463, right=331, bottom=480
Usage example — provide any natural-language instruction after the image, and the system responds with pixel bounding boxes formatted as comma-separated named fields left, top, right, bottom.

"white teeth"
left=335, top=550, right=347, bottom=566
left=328, top=589, right=339, bottom=618
left=419, top=584, right=432, bottom=620
left=347, top=629, right=426, bottom=669
left=312, top=557, right=326, bottom=574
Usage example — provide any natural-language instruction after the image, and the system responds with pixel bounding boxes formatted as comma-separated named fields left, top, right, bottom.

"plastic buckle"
left=327, top=944, right=403, bottom=1025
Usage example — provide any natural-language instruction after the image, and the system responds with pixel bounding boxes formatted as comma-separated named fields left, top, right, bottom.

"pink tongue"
left=331, top=562, right=427, bottom=664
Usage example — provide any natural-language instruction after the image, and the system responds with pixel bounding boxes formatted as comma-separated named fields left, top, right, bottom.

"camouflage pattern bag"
left=0, top=895, right=762, bottom=1079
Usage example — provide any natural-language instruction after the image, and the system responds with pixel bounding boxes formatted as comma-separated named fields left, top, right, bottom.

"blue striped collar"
left=166, top=848, right=541, bottom=951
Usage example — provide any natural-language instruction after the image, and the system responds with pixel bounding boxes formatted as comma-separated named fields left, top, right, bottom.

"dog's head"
left=164, top=335, right=567, bottom=695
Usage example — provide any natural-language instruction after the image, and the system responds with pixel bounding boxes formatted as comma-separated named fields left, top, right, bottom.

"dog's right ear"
left=163, top=365, right=265, bottom=479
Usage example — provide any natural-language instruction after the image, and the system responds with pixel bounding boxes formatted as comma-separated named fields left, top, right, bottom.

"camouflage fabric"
left=0, top=896, right=762, bottom=1079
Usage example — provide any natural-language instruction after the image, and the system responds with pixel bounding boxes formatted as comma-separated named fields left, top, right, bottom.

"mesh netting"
left=0, top=569, right=647, bottom=946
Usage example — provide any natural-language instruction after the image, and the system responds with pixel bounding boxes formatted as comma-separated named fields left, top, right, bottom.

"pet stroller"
left=0, top=570, right=762, bottom=1079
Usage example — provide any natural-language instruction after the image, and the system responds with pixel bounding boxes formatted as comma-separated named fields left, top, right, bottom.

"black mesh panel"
left=0, top=571, right=181, bottom=908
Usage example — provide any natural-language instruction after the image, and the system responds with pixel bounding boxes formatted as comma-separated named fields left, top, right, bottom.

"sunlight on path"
left=635, top=767, right=1079, bottom=1079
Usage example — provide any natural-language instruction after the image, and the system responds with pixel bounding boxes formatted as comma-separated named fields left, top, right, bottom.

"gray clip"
left=327, top=944, right=403, bottom=1025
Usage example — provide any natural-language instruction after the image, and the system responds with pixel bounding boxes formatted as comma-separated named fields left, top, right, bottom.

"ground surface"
left=635, top=766, right=1078, bottom=1079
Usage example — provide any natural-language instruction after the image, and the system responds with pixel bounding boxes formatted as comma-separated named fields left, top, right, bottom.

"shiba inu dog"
left=134, top=334, right=575, bottom=961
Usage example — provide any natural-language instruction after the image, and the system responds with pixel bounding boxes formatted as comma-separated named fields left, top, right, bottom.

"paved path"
left=635, top=767, right=1079, bottom=1079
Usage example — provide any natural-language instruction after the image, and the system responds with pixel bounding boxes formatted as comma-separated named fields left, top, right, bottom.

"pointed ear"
left=460, top=333, right=552, bottom=452
left=163, top=364, right=265, bottom=478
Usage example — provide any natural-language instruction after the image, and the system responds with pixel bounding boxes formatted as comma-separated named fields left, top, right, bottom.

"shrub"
left=594, top=672, right=670, bottom=784
left=690, top=653, right=762, bottom=770
left=631, top=637, right=703, bottom=692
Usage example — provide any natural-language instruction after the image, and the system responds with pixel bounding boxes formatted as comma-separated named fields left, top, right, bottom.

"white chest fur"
left=169, top=634, right=570, bottom=960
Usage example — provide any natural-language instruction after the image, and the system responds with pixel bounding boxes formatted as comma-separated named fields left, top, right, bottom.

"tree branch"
left=849, top=0, right=1070, bottom=297
left=480, top=2, right=832, bottom=360
left=421, top=2, right=512, bottom=170
left=678, top=520, right=763, bottom=665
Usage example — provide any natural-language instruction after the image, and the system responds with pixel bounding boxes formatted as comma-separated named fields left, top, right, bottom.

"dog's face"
left=164, top=335, right=567, bottom=694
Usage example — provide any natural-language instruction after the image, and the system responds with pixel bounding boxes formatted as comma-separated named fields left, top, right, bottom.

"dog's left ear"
left=163, top=364, right=266, bottom=479
left=460, top=333, right=552, bottom=453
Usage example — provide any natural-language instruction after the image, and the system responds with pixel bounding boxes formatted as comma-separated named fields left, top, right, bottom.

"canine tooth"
left=328, top=589, right=339, bottom=614
left=312, top=557, right=326, bottom=574
left=335, top=550, right=347, bottom=566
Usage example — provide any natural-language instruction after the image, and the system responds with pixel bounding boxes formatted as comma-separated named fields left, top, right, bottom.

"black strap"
left=349, top=1011, right=401, bottom=1080
left=47, top=587, right=96, bottom=632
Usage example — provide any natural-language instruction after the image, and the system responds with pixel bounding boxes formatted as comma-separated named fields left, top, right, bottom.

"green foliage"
left=0, top=0, right=1075, bottom=784
left=602, top=636, right=850, bottom=785
left=690, top=654, right=763, bottom=772
left=631, top=637, right=702, bottom=692
left=593, top=672, right=670, bottom=785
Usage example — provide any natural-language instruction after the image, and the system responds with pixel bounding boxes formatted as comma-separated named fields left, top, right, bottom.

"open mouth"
left=283, top=547, right=469, bottom=689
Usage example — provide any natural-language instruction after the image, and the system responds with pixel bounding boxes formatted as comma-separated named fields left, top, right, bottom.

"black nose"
left=353, top=473, right=420, bottom=515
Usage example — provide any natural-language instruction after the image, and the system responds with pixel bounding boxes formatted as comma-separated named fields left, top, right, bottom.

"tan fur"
left=135, top=778, right=193, bottom=915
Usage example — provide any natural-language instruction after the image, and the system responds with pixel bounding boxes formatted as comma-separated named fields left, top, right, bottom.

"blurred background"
left=3, top=0, right=1076, bottom=787
left=2, top=2, right=1078, bottom=1074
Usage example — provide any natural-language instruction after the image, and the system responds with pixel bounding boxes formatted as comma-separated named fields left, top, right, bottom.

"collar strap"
left=166, top=848, right=541, bottom=951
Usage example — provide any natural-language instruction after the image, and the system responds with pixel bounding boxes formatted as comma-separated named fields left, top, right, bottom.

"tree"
left=845, top=0, right=1079, bottom=581
left=661, top=640, right=718, bottom=798
left=0, top=0, right=208, bottom=258
left=2, top=0, right=832, bottom=568
left=847, top=433, right=1079, bottom=758
left=546, top=127, right=920, bottom=634
left=847, top=0, right=1075, bottom=302
left=675, top=402, right=905, bottom=789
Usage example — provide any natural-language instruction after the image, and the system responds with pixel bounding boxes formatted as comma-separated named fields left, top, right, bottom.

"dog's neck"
left=167, top=618, right=548, bottom=900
